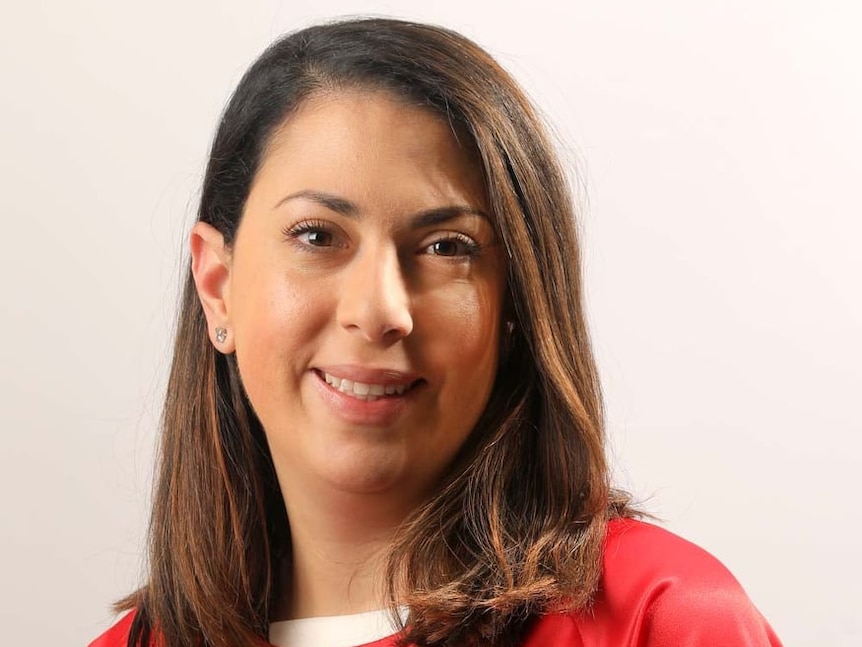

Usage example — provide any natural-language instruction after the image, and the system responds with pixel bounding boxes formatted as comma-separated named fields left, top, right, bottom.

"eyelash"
left=280, top=220, right=482, bottom=259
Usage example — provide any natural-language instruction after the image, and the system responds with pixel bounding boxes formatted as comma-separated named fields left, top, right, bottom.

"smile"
left=321, top=371, right=413, bottom=401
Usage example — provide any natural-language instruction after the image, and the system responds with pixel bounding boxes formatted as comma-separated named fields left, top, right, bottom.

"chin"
left=319, top=446, right=416, bottom=494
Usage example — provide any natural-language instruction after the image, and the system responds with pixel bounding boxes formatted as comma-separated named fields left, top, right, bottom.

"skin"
left=191, top=90, right=506, bottom=619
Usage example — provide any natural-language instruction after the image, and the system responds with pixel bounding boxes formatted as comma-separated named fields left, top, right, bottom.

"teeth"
left=353, top=381, right=370, bottom=395
left=322, top=372, right=412, bottom=400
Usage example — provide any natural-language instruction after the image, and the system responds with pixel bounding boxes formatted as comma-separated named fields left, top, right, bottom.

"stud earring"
left=215, top=327, right=228, bottom=344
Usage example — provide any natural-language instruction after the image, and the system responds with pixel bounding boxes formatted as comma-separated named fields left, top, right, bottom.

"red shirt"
left=90, top=519, right=782, bottom=646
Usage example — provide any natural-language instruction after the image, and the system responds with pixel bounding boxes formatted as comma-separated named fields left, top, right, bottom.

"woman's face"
left=214, top=91, right=505, bottom=506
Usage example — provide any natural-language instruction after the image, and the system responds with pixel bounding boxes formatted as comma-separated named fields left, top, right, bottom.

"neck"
left=272, top=476, right=423, bottom=621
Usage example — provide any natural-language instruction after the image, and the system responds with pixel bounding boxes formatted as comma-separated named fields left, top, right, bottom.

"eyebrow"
left=275, top=189, right=489, bottom=228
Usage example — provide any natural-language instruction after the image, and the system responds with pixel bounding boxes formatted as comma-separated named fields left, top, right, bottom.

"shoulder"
left=523, top=519, right=782, bottom=646
left=88, top=611, right=135, bottom=647
left=601, top=517, right=745, bottom=592
left=598, top=518, right=781, bottom=645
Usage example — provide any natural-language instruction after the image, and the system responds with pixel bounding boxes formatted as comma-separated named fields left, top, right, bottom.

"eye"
left=298, top=229, right=333, bottom=246
left=424, top=234, right=480, bottom=258
left=281, top=220, right=338, bottom=248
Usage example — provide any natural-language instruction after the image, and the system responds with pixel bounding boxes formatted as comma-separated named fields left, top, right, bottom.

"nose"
left=336, top=243, right=414, bottom=343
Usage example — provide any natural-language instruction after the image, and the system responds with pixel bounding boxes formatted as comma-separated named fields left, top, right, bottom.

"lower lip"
left=311, top=370, right=419, bottom=426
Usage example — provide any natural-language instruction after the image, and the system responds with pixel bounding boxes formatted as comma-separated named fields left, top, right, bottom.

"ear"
left=190, top=221, right=236, bottom=353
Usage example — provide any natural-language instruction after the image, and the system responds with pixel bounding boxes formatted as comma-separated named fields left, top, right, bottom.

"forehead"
left=250, top=89, right=487, bottom=212
left=267, top=88, right=472, bottom=156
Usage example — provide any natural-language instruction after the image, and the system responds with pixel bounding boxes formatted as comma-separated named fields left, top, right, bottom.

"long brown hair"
left=118, top=17, right=631, bottom=647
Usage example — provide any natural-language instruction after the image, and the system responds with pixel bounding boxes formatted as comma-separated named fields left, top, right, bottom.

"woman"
left=91, top=17, right=782, bottom=647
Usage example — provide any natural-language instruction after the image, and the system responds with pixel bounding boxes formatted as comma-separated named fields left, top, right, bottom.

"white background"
left=1, top=1, right=860, bottom=645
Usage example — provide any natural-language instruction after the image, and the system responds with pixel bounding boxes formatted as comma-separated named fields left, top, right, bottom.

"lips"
left=311, top=366, right=422, bottom=425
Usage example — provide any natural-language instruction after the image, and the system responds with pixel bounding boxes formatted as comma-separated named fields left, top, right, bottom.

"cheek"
left=424, top=280, right=502, bottom=393
left=230, top=271, right=332, bottom=395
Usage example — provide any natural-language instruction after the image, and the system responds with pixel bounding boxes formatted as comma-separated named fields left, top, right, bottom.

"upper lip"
left=314, top=365, right=422, bottom=387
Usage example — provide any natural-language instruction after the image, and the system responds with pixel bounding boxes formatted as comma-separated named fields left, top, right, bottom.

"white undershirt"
left=268, top=608, right=405, bottom=647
